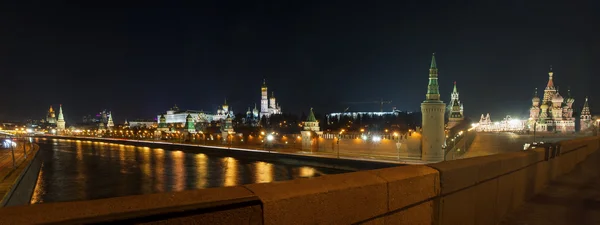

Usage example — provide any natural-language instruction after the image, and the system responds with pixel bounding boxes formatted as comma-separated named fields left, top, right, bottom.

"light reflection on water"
left=31, top=139, right=349, bottom=204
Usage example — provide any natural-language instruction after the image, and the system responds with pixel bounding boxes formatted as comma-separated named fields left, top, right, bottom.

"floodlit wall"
left=0, top=136, right=598, bottom=225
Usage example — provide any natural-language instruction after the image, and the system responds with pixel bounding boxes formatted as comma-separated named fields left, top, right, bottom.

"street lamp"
left=266, top=134, right=274, bottom=152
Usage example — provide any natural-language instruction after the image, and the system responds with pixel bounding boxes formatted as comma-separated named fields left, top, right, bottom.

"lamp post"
left=266, top=134, right=274, bottom=152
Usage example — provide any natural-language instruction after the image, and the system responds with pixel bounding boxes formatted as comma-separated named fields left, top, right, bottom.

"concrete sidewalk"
left=500, top=150, right=600, bottom=225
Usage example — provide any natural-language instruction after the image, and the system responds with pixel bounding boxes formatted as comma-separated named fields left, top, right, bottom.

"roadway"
left=462, top=132, right=584, bottom=158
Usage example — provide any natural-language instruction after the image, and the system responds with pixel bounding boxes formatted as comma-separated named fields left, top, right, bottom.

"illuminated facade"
left=260, top=80, right=282, bottom=118
left=475, top=114, right=526, bottom=132
left=528, top=67, right=576, bottom=133
left=446, top=81, right=464, bottom=129
left=420, top=53, right=446, bottom=162
left=157, top=102, right=234, bottom=126
left=580, top=97, right=593, bottom=132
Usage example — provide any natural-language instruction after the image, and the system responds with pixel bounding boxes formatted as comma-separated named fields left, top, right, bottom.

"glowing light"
left=393, top=132, right=398, bottom=137
left=361, top=135, right=367, bottom=140
left=266, top=134, right=274, bottom=141
left=26, top=128, right=33, bottom=133
left=372, top=136, right=381, bottom=142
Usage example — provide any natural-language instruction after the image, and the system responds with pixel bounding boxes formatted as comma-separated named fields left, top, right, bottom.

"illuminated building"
left=474, top=114, right=525, bottom=132
left=46, top=106, right=56, bottom=124
left=420, top=53, right=446, bottom=162
left=157, top=101, right=234, bottom=126
left=129, top=119, right=157, bottom=128
left=57, top=104, right=66, bottom=130
left=528, top=67, right=576, bottom=133
left=446, top=81, right=464, bottom=129
left=580, top=97, right=593, bottom=132
left=260, top=80, right=282, bottom=118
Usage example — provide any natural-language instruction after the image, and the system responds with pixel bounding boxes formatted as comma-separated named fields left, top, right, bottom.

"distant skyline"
left=0, top=1, right=598, bottom=122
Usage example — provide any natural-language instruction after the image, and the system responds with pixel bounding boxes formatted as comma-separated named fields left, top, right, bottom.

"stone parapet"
left=0, top=136, right=597, bottom=224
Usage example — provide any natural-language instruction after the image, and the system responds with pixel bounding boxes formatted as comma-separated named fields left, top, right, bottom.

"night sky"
left=0, top=1, right=598, bottom=123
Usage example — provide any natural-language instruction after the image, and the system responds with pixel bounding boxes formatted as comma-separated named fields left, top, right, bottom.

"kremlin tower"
left=301, top=108, right=322, bottom=150
left=420, top=53, right=446, bottom=162
left=57, top=104, right=66, bottom=130
left=107, top=112, right=114, bottom=130
left=447, top=81, right=464, bottom=129
left=580, top=97, right=592, bottom=132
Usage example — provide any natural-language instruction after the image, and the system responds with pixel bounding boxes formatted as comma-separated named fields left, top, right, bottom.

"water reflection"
left=31, top=139, right=350, bottom=204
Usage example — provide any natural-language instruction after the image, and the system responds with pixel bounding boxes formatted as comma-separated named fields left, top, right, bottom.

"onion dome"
left=566, top=88, right=575, bottom=104
left=532, top=88, right=540, bottom=106
left=552, top=92, right=564, bottom=103
left=540, top=103, right=549, bottom=110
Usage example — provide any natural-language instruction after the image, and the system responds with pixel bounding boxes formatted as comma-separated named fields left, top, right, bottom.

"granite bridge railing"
left=0, top=136, right=597, bottom=225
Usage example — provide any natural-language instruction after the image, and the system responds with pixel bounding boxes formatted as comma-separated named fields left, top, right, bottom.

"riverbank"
left=0, top=142, right=39, bottom=206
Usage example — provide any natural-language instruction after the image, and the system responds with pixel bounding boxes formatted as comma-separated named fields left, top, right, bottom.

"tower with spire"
left=106, top=112, right=114, bottom=130
left=157, top=114, right=169, bottom=132
left=420, top=53, right=446, bottom=162
left=184, top=114, right=196, bottom=133
left=447, top=81, right=464, bottom=129
left=57, top=104, right=66, bottom=130
left=580, top=97, right=592, bottom=132
left=301, top=108, right=322, bottom=150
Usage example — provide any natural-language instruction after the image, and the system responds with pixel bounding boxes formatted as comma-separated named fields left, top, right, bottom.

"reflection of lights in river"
left=30, top=163, right=46, bottom=204
left=222, top=157, right=238, bottom=187
left=154, top=148, right=165, bottom=192
left=195, top=154, right=208, bottom=188
left=299, top=167, right=315, bottom=177
left=172, top=151, right=185, bottom=191
left=255, top=161, right=273, bottom=183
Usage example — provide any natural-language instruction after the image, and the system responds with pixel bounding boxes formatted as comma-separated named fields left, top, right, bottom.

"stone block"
left=369, top=165, right=439, bottom=211
left=245, top=171, right=387, bottom=225
left=384, top=201, right=434, bottom=225
left=495, top=172, right=515, bottom=220
left=499, top=152, right=531, bottom=175
left=511, top=169, right=527, bottom=209
left=474, top=179, right=498, bottom=225
left=533, top=161, right=550, bottom=193
left=428, top=158, right=480, bottom=195
left=0, top=186, right=260, bottom=224
left=143, top=204, right=263, bottom=225
left=438, top=188, right=475, bottom=225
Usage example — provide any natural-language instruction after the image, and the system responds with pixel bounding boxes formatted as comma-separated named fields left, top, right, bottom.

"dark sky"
left=0, top=1, right=598, bottom=123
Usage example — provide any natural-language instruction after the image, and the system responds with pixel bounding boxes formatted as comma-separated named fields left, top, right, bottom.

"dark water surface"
left=31, top=138, right=350, bottom=204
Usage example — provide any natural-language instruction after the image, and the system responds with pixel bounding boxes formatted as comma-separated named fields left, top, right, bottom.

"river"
left=29, top=138, right=353, bottom=204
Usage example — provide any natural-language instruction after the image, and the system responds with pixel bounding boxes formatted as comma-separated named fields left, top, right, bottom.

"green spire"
left=452, top=81, right=457, bottom=93
left=58, top=104, right=64, bottom=120
left=426, top=53, right=440, bottom=101
left=184, top=114, right=195, bottom=130
left=430, top=52, right=437, bottom=69
left=306, top=108, right=317, bottom=122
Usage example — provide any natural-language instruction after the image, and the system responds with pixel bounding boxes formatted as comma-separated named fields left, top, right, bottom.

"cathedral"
left=528, top=67, right=577, bottom=133
left=46, top=105, right=56, bottom=124
left=260, top=79, right=282, bottom=118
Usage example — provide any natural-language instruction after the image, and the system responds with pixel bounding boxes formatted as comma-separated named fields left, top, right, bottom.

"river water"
left=30, top=138, right=351, bottom=204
